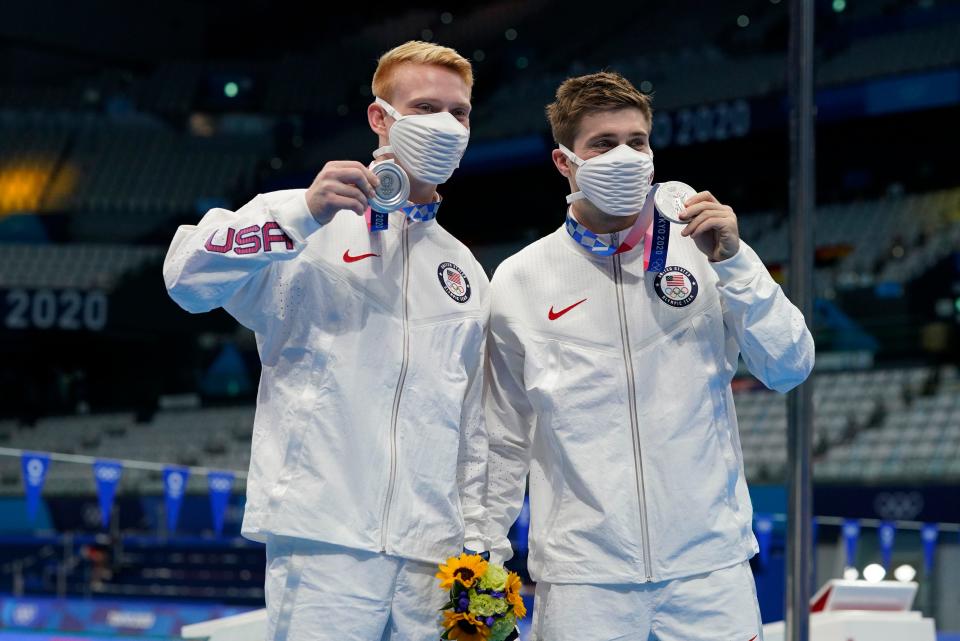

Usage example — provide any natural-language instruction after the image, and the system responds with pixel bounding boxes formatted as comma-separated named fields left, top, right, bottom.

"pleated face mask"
left=373, top=98, right=470, bottom=185
left=560, top=143, right=654, bottom=217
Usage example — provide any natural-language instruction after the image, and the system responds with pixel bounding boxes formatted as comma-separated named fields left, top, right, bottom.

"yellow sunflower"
left=441, top=611, right=490, bottom=641
left=504, top=572, right=526, bottom=619
left=436, top=553, right=489, bottom=590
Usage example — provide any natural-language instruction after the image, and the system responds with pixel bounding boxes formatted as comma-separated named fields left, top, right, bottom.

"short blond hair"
left=372, top=41, right=473, bottom=102
left=546, top=71, right=653, bottom=148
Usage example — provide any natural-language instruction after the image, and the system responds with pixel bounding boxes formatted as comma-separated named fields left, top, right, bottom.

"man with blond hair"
left=164, top=41, right=489, bottom=640
left=484, top=71, right=814, bottom=640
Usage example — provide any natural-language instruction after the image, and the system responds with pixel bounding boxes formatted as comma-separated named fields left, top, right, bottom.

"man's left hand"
left=679, top=191, right=740, bottom=262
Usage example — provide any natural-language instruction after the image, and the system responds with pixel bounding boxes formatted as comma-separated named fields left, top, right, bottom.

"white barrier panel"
left=763, top=610, right=936, bottom=641
left=763, top=580, right=936, bottom=641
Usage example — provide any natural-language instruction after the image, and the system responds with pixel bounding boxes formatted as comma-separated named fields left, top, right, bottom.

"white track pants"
left=265, top=536, right=447, bottom=641
left=530, top=561, right=764, bottom=641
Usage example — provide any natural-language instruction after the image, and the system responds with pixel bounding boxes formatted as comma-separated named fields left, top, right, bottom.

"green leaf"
left=488, top=613, right=517, bottom=641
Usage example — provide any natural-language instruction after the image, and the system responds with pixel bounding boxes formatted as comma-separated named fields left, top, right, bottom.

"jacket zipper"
left=611, top=237, right=654, bottom=581
left=381, top=217, right=411, bottom=552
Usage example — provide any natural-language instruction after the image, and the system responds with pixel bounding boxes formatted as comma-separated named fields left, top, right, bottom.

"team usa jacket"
left=163, top=189, right=490, bottom=563
left=483, top=217, right=815, bottom=584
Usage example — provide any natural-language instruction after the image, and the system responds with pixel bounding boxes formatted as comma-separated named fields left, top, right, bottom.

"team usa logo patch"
left=654, top=266, right=698, bottom=307
left=438, top=262, right=471, bottom=303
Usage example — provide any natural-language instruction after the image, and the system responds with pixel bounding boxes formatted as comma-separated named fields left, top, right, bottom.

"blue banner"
left=20, top=453, right=49, bottom=522
left=878, top=521, right=895, bottom=570
left=812, top=484, right=959, bottom=523
left=93, top=460, right=123, bottom=528
left=754, top=515, right=774, bottom=567
left=162, top=467, right=189, bottom=534
left=842, top=519, right=860, bottom=568
left=921, top=523, right=938, bottom=574
left=207, top=471, right=234, bottom=536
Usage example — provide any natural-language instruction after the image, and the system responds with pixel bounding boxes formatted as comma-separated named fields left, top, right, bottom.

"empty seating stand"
left=3, top=366, right=958, bottom=497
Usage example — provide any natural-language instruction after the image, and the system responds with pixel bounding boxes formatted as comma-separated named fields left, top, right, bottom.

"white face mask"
left=560, top=143, right=654, bottom=217
left=373, top=98, right=470, bottom=185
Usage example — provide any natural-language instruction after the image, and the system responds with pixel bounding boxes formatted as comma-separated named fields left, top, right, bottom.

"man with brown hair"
left=164, top=41, right=489, bottom=640
left=483, top=71, right=814, bottom=640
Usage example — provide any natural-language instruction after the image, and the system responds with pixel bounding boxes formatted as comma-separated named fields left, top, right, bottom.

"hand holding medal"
left=305, top=160, right=380, bottom=224
left=666, top=184, right=740, bottom=262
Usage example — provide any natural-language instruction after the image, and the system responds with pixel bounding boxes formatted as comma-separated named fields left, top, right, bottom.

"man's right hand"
left=305, top=161, right=380, bottom=224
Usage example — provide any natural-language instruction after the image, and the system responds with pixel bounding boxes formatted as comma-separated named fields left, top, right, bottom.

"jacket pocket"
left=265, top=347, right=335, bottom=506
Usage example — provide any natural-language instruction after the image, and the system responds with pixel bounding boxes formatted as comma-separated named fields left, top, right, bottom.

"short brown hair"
left=546, top=71, right=653, bottom=148
left=372, top=41, right=473, bottom=102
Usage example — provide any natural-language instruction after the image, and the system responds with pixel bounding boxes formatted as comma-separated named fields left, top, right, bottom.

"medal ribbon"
left=365, top=200, right=440, bottom=231
left=565, top=184, right=669, bottom=272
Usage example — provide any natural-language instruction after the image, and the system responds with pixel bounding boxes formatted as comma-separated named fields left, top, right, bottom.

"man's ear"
left=552, top=149, right=573, bottom=178
left=368, top=102, right=388, bottom=137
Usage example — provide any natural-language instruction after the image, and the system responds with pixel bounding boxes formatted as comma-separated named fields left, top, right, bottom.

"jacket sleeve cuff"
left=272, top=190, right=320, bottom=245
left=710, top=243, right=760, bottom=286
left=463, top=537, right=487, bottom=554
left=488, top=537, right=514, bottom=567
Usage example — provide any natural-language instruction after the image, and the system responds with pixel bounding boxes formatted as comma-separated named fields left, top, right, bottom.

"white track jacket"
left=163, top=189, right=489, bottom=563
left=485, top=220, right=814, bottom=584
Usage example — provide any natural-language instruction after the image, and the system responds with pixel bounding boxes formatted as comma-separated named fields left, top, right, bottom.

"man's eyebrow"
left=586, top=131, right=648, bottom=142
left=407, top=97, right=472, bottom=111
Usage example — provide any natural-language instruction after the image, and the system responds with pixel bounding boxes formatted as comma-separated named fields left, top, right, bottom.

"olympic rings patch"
left=438, top=262, right=471, bottom=303
left=654, top=266, right=698, bottom=308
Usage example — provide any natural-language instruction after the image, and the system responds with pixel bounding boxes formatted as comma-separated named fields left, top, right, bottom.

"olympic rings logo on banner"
left=26, top=458, right=46, bottom=486
left=165, top=471, right=184, bottom=498
left=95, top=465, right=121, bottom=482
left=873, top=491, right=923, bottom=520
left=210, top=477, right=233, bottom=493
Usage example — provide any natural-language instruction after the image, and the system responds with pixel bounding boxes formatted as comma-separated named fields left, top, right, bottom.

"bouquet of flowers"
left=436, top=552, right=526, bottom=641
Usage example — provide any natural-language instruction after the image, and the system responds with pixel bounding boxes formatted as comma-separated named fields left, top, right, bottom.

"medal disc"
left=370, top=161, right=410, bottom=213
left=654, top=181, right=697, bottom=225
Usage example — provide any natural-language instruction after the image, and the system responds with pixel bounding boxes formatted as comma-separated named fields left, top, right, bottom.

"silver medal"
left=369, top=161, right=410, bottom=213
left=654, top=181, right=697, bottom=225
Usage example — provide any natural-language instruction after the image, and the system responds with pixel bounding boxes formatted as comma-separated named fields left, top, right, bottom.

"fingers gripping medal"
left=368, top=161, right=410, bottom=231
left=654, top=181, right=697, bottom=225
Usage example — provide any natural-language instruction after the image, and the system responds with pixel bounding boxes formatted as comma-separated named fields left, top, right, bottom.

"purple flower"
left=485, top=616, right=495, bottom=627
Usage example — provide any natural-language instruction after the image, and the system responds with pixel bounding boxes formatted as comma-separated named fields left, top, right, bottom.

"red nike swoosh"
left=548, top=298, right=587, bottom=320
left=748, top=636, right=757, bottom=641
left=343, top=249, right=379, bottom=263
